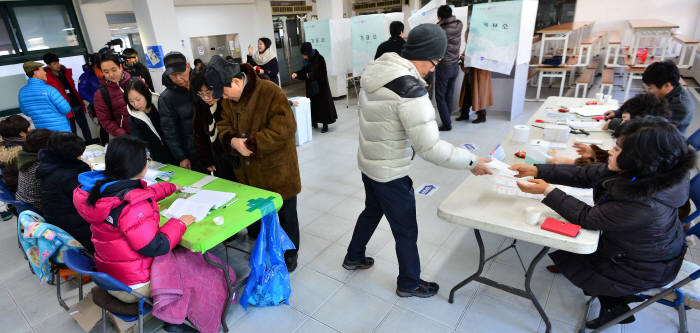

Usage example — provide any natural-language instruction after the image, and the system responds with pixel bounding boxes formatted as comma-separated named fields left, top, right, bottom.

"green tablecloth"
left=156, top=165, right=282, bottom=253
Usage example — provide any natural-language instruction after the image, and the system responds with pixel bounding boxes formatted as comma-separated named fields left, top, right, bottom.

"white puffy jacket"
left=358, top=52, right=478, bottom=183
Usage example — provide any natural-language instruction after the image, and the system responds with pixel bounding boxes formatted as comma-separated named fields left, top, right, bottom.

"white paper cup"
left=525, top=207, right=542, bottom=225
left=213, top=216, right=224, bottom=226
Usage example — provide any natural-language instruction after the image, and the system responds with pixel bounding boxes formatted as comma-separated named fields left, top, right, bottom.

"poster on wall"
left=303, top=19, right=332, bottom=64
left=146, top=45, right=164, bottom=69
left=464, top=1, right=522, bottom=75
left=304, top=19, right=351, bottom=77
left=351, top=14, right=387, bottom=77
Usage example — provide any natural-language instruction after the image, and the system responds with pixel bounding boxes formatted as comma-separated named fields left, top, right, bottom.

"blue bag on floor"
left=240, top=197, right=296, bottom=310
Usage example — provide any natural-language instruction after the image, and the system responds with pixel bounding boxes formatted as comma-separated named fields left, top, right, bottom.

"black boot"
left=472, top=111, right=486, bottom=124
left=586, top=299, right=635, bottom=329
left=312, top=123, right=318, bottom=129
left=438, top=125, right=452, bottom=131
left=321, top=123, right=328, bottom=133
left=456, top=113, right=470, bottom=121
left=285, top=252, right=298, bottom=273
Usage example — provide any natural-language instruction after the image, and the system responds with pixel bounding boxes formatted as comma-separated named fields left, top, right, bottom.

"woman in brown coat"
left=458, top=29, right=493, bottom=124
left=210, top=57, right=302, bottom=271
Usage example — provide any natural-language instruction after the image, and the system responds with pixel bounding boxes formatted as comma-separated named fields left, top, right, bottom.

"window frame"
left=0, top=0, right=87, bottom=66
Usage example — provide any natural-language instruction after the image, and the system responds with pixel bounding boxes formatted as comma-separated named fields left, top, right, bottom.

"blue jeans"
left=347, top=174, right=420, bottom=289
left=435, top=62, right=460, bottom=128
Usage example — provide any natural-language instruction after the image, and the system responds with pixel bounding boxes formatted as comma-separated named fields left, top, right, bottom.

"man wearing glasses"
left=343, top=24, right=492, bottom=298
left=123, top=48, right=154, bottom=91
left=158, top=51, right=202, bottom=171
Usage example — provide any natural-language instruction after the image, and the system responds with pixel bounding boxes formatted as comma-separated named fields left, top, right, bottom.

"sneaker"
left=0, top=210, right=12, bottom=221
left=438, top=125, right=452, bottom=131
left=342, top=254, right=374, bottom=270
left=396, top=280, right=439, bottom=298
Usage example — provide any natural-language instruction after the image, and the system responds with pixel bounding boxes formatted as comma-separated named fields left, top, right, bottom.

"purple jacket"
left=151, top=247, right=236, bottom=333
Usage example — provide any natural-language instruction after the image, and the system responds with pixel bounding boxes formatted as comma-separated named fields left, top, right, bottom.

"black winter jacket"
left=438, top=16, right=463, bottom=64
left=375, top=37, right=406, bottom=60
left=538, top=163, right=688, bottom=296
left=128, top=106, right=174, bottom=165
left=158, top=73, right=200, bottom=169
left=127, top=62, right=154, bottom=92
left=38, top=150, right=94, bottom=252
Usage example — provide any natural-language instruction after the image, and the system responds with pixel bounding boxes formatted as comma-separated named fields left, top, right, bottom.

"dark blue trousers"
left=347, top=174, right=420, bottom=289
left=435, top=62, right=460, bottom=128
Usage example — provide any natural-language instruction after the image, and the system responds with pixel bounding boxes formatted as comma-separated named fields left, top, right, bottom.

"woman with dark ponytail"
left=509, top=117, right=696, bottom=329
left=73, top=135, right=194, bottom=304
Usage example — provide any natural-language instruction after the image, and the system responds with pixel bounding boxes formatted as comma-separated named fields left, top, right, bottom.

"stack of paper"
left=144, top=169, right=174, bottom=185
left=163, top=190, right=237, bottom=222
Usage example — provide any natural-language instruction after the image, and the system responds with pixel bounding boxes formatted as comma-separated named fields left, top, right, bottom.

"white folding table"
left=438, top=96, right=618, bottom=333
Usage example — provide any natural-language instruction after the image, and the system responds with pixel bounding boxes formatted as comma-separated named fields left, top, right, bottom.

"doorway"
left=274, top=16, right=305, bottom=85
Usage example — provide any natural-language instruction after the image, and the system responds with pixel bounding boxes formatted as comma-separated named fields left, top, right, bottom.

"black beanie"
left=401, top=24, right=447, bottom=61
left=300, top=42, right=313, bottom=56
left=42, top=52, right=59, bottom=65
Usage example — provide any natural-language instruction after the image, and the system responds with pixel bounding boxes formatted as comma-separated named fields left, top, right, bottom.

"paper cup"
left=525, top=207, right=542, bottom=225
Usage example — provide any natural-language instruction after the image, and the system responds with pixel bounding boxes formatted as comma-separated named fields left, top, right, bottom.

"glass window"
left=13, top=5, right=78, bottom=51
left=0, top=17, right=15, bottom=56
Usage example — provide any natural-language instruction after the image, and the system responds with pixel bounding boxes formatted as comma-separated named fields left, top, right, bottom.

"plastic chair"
left=63, top=249, right=152, bottom=333
left=581, top=176, right=700, bottom=333
left=688, top=128, right=700, bottom=150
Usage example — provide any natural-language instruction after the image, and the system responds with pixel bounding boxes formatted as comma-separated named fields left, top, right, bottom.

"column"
left=131, top=0, right=185, bottom=93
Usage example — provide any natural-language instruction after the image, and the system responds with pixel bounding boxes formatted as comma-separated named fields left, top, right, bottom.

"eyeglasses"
left=430, top=59, right=441, bottom=68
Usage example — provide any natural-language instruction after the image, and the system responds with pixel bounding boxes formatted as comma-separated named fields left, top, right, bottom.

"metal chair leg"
left=578, top=297, right=595, bottom=333
left=138, top=313, right=144, bottom=333
left=55, top=266, right=69, bottom=310
left=676, top=290, right=688, bottom=333
left=78, top=273, right=83, bottom=301
left=102, top=308, right=107, bottom=333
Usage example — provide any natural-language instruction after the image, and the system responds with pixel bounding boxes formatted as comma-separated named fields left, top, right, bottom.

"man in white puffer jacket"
left=343, top=24, right=492, bottom=298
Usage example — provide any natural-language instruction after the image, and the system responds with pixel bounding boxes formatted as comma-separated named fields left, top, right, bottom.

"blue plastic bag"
left=240, top=198, right=295, bottom=310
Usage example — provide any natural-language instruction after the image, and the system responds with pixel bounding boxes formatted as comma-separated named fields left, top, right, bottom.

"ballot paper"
left=568, top=120, right=604, bottom=129
left=555, top=185, right=594, bottom=206
left=163, top=198, right=212, bottom=222
left=163, top=190, right=237, bottom=222
left=486, top=159, right=517, bottom=177
left=143, top=169, right=173, bottom=185
left=187, top=190, right=237, bottom=209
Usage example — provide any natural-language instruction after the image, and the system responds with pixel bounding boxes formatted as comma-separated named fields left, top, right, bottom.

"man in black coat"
left=123, top=48, right=155, bottom=91
left=158, top=51, right=201, bottom=171
left=375, top=21, right=405, bottom=60
left=38, top=133, right=94, bottom=252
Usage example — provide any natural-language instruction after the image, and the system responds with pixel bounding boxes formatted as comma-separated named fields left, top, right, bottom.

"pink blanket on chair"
left=151, top=247, right=236, bottom=333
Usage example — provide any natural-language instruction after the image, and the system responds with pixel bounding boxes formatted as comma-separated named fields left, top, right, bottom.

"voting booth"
left=303, top=19, right=352, bottom=98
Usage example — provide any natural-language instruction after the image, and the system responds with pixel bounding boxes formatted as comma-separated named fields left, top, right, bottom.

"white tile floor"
left=2, top=78, right=700, bottom=333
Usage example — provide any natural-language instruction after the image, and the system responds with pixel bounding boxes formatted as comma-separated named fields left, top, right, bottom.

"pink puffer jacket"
left=73, top=177, right=186, bottom=286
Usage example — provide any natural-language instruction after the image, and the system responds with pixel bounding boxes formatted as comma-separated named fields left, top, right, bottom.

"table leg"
left=447, top=229, right=553, bottom=333
left=203, top=251, right=234, bottom=333
left=525, top=246, right=551, bottom=333
left=448, top=229, right=486, bottom=304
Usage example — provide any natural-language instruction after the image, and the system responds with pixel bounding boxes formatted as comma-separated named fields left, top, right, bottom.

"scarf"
left=303, top=50, right=317, bottom=70
left=252, top=47, right=276, bottom=66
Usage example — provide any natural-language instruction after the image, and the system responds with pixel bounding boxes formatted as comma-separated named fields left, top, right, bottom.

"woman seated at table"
left=548, top=93, right=670, bottom=166
left=510, top=117, right=694, bottom=329
left=73, top=136, right=194, bottom=293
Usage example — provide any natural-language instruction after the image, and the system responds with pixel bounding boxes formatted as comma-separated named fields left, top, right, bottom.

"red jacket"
left=73, top=178, right=186, bottom=286
left=44, top=65, right=84, bottom=119
left=93, top=72, right=132, bottom=136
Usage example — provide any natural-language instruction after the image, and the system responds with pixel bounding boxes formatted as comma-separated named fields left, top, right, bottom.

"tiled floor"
left=2, top=77, right=700, bottom=333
